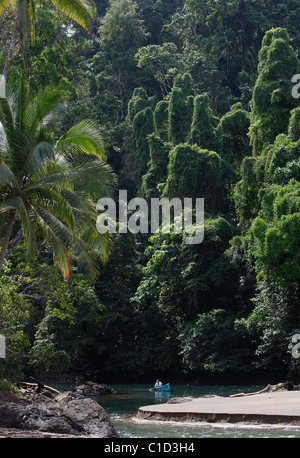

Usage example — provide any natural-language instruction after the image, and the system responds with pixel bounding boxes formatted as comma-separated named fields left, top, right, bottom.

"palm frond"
left=72, top=229, right=112, bottom=282
left=59, top=188, right=96, bottom=220
left=72, top=236, right=100, bottom=282
left=15, top=79, right=29, bottom=134
left=25, top=85, right=66, bottom=134
left=50, top=0, right=97, bottom=33
left=33, top=205, right=72, bottom=280
left=40, top=160, right=116, bottom=196
left=0, top=97, right=15, bottom=148
left=79, top=222, right=113, bottom=264
left=27, top=183, right=75, bottom=231
left=33, top=205, right=74, bottom=247
left=0, top=159, right=20, bottom=189
left=0, top=195, right=35, bottom=261
left=30, top=154, right=69, bottom=182
left=20, top=133, right=56, bottom=177
left=56, top=120, right=106, bottom=160
left=0, top=195, right=24, bottom=213
left=0, top=0, right=15, bottom=15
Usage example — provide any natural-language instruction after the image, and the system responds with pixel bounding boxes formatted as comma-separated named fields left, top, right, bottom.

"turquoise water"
left=94, top=384, right=300, bottom=438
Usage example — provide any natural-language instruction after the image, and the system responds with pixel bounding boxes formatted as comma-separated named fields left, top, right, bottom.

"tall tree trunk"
left=0, top=210, right=16, bottom=271
left=3, top=18, right=19, bottom=78
left=19, top=21, right=29, bottom=76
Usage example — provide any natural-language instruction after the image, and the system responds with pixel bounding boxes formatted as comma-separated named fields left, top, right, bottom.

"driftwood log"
left=19, top=377, right=60, bottom=395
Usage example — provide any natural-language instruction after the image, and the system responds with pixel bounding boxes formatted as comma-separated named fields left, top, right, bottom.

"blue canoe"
left=154, top=383, right=171, bottom=391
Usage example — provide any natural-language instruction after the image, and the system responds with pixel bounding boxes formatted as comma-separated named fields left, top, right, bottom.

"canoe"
left=154, top=383, right=171, bottom=391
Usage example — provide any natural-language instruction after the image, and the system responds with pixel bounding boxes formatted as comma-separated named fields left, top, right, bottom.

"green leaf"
left=56, top=120, right=106, bottom=160
left=50, top=0, right=97, bottom=33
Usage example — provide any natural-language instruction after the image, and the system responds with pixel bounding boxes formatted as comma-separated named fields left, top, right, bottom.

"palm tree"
left=0, top=80, right=115, bottom=282
left=1, top=0, right=97, bottom=77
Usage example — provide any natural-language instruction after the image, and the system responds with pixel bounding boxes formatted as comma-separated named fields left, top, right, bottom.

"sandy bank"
left=136, top=391, right=300, bottom=425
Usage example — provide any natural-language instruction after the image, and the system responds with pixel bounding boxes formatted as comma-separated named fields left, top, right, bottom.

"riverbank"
left=136, top=391, right=300, bottom=426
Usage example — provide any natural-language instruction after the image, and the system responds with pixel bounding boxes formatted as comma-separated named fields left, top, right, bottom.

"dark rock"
left=167, top=397, right=194, bottom=404
left=0, top=388, right=119, bottom=438
left=167, top=394, right=217, bottom=404
left=71, top=382, right=116, bottom=398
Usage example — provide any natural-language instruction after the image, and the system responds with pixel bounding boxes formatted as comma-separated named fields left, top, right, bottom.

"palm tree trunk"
left=19, top=20, right=29, bottom=76
left=0, top=210, right=16, bottom=271
left=3, top=18, right=19, bottom=78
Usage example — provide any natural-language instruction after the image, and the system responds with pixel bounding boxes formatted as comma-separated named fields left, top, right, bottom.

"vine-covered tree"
left=249, top=28, right=299, bottom=156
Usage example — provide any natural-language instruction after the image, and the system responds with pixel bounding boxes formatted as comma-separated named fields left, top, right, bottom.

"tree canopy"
left=1, top=1, right=300, bottom=384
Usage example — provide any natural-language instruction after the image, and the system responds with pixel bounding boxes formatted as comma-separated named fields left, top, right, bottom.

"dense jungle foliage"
left=0, top=0, right=300, bottom=384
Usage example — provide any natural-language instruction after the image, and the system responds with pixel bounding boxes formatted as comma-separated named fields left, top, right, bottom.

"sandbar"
left=136, top=391, right=300, bottom=425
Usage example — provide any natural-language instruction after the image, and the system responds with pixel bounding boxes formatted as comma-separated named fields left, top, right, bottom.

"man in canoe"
left=154, top=380, right=162, bottom=388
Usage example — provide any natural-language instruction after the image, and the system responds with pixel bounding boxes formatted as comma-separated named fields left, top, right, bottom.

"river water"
left=93, top=384, right=300, bottom=438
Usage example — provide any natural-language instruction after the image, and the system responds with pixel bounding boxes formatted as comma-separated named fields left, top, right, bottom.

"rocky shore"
left=0, top=382, right=119, bottom=438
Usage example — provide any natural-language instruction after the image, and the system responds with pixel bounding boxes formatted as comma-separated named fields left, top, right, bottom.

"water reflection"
left=153, top=391, right=171, bottom=402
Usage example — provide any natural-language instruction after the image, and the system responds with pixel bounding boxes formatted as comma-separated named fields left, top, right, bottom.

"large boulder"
left=0, top=387, right=119, bottom=438
left=71, top=381, right=116, bottom=398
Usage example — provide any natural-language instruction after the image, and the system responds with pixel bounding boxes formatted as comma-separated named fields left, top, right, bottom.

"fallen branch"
left=230, top=384, right=270, bottom=398
left=20, top=378, right=60, bottom=396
